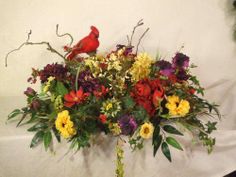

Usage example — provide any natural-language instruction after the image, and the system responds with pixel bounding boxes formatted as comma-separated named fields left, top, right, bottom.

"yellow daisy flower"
left=140, top=122, right=154, bottom=139
left=55, top=110, right=76, bottom=139
left=165, top=95, right=190, bottom=117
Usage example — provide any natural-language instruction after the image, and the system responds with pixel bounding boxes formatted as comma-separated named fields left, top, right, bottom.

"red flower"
left=136, top=98, right=155, bottom=116
left=133, top=80, right=151, bottom=98
left=93, top=85, right=109, bottom=98
left=152, top=89, right=164, bottom=107
left=64, top=87, right=90, bottom=108
left=99, top=114, right=107, bottom=123
left=188, top=88, right=196, bottom=95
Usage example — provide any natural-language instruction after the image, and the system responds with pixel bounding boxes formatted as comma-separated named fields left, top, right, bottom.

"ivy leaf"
left=56, top=81, right=68, bottom=96
left=30, top=131, right=44, bottom=148
left=8, top=109, right=22, bottom=120
left=166, top=137, right=183, bottom=151
left=161, top=142, right=172, bottom=162
left=163, top=125, right=183, bottom=136
left=43, top=131, right=52, bottom=151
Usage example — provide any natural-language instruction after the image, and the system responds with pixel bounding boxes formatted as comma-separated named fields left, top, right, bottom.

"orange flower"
left=64, top=87, right=90, bottom=108
left=93, top=85, right=109, bottom=98
left=99, top=114, right=107, bottom=123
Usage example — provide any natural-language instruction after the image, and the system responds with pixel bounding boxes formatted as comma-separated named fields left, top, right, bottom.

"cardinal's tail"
left=67, top=52, right=77, bottom=60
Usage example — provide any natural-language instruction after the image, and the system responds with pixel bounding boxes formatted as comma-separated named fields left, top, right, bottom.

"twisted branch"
left=5, top=30, right=66, bottom=67
left=129, top=19, right=144, bottom=46
left=56, top=24, right=74, bottom=46
left=135, top=27, right=149, bottom=54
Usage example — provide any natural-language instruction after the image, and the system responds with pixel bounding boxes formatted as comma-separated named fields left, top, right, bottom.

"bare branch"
left=56, top=24, right=74, bottom=46
left=129, top=19, right=144, bottom=46
left=5, top=30, right=32, bottom=67
left=135, top=27, right=150, bottom=54
left=5, top=30, right=66, bottom=67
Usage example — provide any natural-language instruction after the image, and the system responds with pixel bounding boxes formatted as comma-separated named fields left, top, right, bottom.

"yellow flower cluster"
left=43, top=76, right=55, bottom=93
left=54, top=95, right=63, bottom=110
left=109, top=123, right=121, bottom=136
left=55, top=110, right=76, bottom=139
left=165, top=95, right=190, bottom=117
left=130, top=53, right=153, bottom=82
left=107, top=53, right=122, bottom=71
left=140, top=122, right=154, bottom=139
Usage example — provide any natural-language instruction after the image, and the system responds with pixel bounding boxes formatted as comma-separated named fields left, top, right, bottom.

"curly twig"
left=129, top=19, right=144, bottom=46
left=5, top=30, right=66, bottom=67
left=56, top=24, right=74, bottom=46
left=5, top=30, right=32, bottom=67
left=135, top=27, right=149, bottom=54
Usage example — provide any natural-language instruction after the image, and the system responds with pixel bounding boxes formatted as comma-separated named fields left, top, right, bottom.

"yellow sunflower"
left=140, top=122, right=154, bottom=139
left=55, top=110, right=76, bottom=139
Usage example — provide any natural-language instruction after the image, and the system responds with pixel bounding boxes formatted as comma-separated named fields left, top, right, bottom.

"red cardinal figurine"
left=65, top=26, right=100, bottom=60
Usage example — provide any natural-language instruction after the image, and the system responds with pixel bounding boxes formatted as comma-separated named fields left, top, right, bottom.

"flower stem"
left=116, top=137, right=125, bottom=177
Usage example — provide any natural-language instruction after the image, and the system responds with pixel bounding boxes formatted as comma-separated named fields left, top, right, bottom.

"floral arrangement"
left=6, top=20, right=220, bottom=177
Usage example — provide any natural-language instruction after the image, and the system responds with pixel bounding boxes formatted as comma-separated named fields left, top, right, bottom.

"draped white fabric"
left=0, top=0, right=236, bottom=176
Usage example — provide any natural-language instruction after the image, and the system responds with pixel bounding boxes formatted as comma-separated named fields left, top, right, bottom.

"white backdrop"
left=0, top=0, right=236, bottom=177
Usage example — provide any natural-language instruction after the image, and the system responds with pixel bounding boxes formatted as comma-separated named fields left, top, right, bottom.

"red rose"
left=134, top=80, right=151, bottom=98
left=152, top=89, right=163, bottom=107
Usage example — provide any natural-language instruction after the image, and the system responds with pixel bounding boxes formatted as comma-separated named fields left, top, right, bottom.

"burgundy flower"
left=156, top=60, right=174, bottom=76
left=172, top=53, right=189, bottom=69
left=176, top=69, right=189, bottom=81
left=30, top=100, right=40, bottom=111
left=39, top=63, right=69, bottom=83
left=24, top=87, right=36, bottom=97
left=118, top=115, right=137, bottom=135
left=77, top=70, right=100, bottom=93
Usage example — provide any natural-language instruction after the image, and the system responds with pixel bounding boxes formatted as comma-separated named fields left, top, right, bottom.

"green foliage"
left=30, top=131, right=44, bottom=148
left=55, top=81, right=68, bottom=96
left=166, top=137, right=183, bottom=151
left=122, top=95, right=135, bottom=110
left=8, top=109, right=22, bottom=120
left=161, top=142, right=171, bottom=162
left=152, top=126, right=162, bottom=157
left=163, top=125, right=183, bottom=136
left=43, top=131, right=52, bottom=151
left=129, top=136, right=144, bottom=151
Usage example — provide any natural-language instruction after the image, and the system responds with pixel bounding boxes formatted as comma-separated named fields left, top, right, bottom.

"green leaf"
left=52, top=127, right=61, bottom=143
left=166, top=137, right=183, bottom=151
left=161, top=142, right=171, bottom=162
left=27, top=123, right=48, bottom=132
left=123, top=95, right=135, bottom=109
left=43, top=131, right=52, bottom=151
left=56, top=81, right=68, bottom=96
left=153, top=135, right=162, bottom=157
left=8, top=109, right=22, bottom=120
left=30, top=131, right=44, bottom=148
left=163, top=125, right=183, bottom=136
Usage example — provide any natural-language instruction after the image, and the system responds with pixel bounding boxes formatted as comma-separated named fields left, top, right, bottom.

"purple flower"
left=77, top=70, right=100, bottom=93
left=176, top=69, right=189, bottom=81
left=24, top=87, right=36, bottom=97
left=156, top=60, right=174, bottom=76
left=172, top=53, right=189, bottom=69
left=118, top=115, right=137, bottom=135
left=39, top=63, right=69, bottom=83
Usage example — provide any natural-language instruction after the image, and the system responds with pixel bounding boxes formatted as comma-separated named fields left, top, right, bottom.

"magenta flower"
left=118, top=115, right=137, bottom=135
left=172, top=53, right=189, bottom=69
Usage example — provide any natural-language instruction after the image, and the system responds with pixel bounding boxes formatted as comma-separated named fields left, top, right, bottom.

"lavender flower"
left=118, top=115, right=137, bottom=135
left=172, top=53, right=189, bottom=69
left=156, top=60, right=174, bottom=76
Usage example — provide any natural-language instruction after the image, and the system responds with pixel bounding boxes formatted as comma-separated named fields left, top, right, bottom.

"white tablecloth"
left=1, top=0, right=236, bottom=176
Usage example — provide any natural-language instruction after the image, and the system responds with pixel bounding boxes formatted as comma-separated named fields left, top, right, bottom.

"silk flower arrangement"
left=6, top=20, right=220, bottom=177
